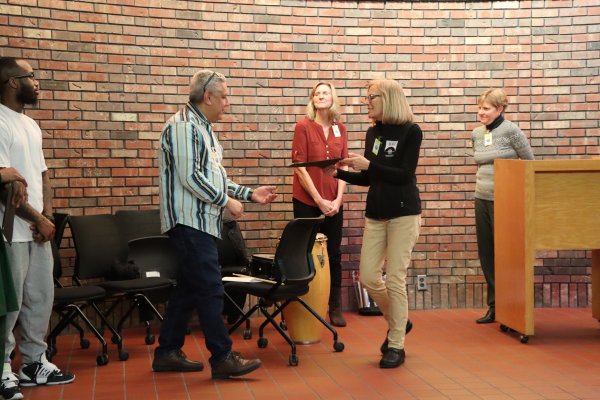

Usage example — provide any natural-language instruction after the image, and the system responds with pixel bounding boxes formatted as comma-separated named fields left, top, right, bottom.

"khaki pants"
left=359, top=214, right=421, bottom=350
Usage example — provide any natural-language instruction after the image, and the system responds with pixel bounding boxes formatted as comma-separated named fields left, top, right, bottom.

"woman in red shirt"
left=291, top=82, right=348, bottom=327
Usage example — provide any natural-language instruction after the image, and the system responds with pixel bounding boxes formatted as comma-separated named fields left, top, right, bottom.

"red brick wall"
left=1, top=0, right=598, bottom=310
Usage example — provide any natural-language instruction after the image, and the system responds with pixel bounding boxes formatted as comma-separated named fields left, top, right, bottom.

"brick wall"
left=1, top=0, right=598, bottom=311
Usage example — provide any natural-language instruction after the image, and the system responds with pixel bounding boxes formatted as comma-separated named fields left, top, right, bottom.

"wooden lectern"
left=494, top=159, right=600, bottom=342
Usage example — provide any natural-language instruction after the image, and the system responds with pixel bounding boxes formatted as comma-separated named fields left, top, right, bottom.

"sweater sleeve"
left=367, top=124, right=423, bottom=185
left=511, top=125, right=534, bottom=160
left=336, top=168, right=370, bottom=186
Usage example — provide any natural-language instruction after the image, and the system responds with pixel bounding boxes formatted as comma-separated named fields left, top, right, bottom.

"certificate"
left=289, top=158, right=342, bottom=168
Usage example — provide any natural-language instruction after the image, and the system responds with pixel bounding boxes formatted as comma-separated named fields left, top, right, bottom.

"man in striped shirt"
left=152, top=70, right=277, bottom=379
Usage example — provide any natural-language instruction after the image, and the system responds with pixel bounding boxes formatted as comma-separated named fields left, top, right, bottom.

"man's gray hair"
left=189, top=70, right=226, bottom=103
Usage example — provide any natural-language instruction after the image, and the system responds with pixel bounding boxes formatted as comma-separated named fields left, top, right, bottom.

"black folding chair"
left=225, top=216, right=344, bottom=366
left=69, top=214, right=174, bottom=360
left=47, top=213, right=111, bottom=366
left=217, top=219, right=252, bottom=332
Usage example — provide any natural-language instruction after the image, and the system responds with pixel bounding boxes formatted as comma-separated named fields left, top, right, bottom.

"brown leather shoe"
left=211, top=351, right=261, bottom=379
left=152, top=349, right=204, bottom=372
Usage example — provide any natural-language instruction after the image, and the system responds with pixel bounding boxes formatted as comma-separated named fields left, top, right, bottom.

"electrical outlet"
left=417, top=274, right=427, bottom=291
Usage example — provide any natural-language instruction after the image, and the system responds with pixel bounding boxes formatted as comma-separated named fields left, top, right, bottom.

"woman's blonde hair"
left=478, top=88, right=508, bottom=111
left=368, top=79, right=413, bottom=125
left=306, top=82, right=341, bottom=123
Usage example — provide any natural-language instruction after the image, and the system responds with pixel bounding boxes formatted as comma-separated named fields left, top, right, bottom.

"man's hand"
left=225, top=197, right=244, bottom=220
left=12, top=181, right=28, bottom=207
left=251, top=186, right=277, bottom=204
left=1, top=167, right=27, bottom=186
left=31, top=215, right=55, bottom=243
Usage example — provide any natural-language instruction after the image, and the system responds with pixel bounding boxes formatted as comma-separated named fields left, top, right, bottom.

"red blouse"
left=291, top=117, right=348, bottom=207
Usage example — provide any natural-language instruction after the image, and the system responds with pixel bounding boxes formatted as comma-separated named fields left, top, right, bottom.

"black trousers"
left=293, top=198, right=344, bottom=288
left=475, top=198, right=495, bottom=309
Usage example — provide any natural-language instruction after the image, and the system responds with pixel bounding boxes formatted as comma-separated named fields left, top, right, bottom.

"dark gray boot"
left=328, top=286, right=347, bottom=327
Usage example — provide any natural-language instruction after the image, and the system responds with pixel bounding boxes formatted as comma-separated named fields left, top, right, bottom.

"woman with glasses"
left=331, top=79, right=422, bottom=368
left=291, top=82, right=348, bottom=327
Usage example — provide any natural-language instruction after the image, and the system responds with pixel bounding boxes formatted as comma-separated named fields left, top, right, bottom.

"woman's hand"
left=324, top=165, right=337, bottom=177
left=316, top=198, right=335, bottom=216
left=342, top=153, right=370, bottom=171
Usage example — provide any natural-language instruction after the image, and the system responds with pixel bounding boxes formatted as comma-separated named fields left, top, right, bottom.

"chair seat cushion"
left=98, top=277, right=174, bottom=294
left=54, top=285, right=106, bottom=304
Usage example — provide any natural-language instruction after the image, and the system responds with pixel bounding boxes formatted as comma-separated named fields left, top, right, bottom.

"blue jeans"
left=155, top=224, right=231, bottom=366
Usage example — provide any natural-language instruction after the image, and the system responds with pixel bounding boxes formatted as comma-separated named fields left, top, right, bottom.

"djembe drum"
left=285, top=233, right=330, bottom=344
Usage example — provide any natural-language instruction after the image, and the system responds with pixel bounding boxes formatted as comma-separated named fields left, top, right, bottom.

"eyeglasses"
left=203, top=71, right=217, bottom=94
left=365, top=94, right=381, bottom=102
left=3, top=72, right=36, bottom=84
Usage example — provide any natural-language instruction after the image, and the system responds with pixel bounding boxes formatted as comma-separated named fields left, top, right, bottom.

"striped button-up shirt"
left=159, top=102, right=252, bottom=238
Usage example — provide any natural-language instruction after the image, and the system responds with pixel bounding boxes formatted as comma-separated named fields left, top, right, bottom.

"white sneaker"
left=0, top=371, right=23, bottom=400
left=18, top=354, right=75, bottom=387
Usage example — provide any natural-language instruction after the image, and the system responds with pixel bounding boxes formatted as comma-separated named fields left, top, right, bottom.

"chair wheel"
left=111, top=335, right=120, bottom=344
left=257, top=337, right=268, bottom=348
left=520, top=335, right=529, bottom=344
left=280, top=321, right=287, bottom=331
left=145, top=335, right=155, bottom=345
left=289, top=354, right=299, bottom=366
left=119, top=350, right=129, bottom=361
left=96, top=354, right=109, bottom=366
left=243, top=329, right=252, bottom=340
left=333, top=341, right=344, bottom=352
left=80, top=338, right=90, bottom=349
left=500, top=324, right=509, bottom=332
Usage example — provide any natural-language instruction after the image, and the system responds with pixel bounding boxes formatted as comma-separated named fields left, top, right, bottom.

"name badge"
left=332, top=125, right=341, bottom=138
left=484, top=132, right=493, bottom=147
left=372, top=138, right=381, bottom=155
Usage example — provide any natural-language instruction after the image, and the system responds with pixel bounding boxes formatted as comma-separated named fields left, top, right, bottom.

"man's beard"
left=16, top=85, right=38, bottom=106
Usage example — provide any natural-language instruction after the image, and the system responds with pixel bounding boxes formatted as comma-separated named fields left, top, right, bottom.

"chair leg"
left=48, top=305, right=110, bottom=365
left=228, top=303, right=260, bottom=335
left=92, top=302, right=129, bottom=361
left=257, top=301, right=297, bottom=361
left=224, top=291, right=252, bottom=339
left=294, top=297, right=341, bottom=344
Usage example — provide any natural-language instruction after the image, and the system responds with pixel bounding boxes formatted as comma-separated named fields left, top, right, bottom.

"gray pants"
left=3, top=241, right=53, bottom=365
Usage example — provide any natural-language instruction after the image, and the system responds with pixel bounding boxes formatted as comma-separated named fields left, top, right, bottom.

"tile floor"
left=15, top=308, right=600, bottom=399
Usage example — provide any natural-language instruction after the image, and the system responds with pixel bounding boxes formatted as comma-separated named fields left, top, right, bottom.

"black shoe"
left=380, top=319, right=413, bottom=354
left=18, top=354, right=75, bottom=387
left=476, top=308, right=495, bottom=324
left=211, top=351, right=261, bottom=379
left=152, top=349, right=204, bottom=372
left=379, top=348, right=405, bottom=369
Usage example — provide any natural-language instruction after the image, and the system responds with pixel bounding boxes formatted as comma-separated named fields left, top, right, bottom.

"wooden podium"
left=494, top=159, right=600, bottom=342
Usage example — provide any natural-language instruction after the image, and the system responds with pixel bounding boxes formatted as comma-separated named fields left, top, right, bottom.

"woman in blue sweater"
left=332, top=79, right=422, bottom=369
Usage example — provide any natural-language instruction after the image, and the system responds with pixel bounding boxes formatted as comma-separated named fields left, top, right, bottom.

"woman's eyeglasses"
left=365, top=94, right=381, bottom=102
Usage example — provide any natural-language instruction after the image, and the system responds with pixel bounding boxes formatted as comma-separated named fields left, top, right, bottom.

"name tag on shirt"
left=484, top=132, right=493, bottom=146
left=372, top=138, right=381, bottom=155
left=332, top=125, right=341, bottom=138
